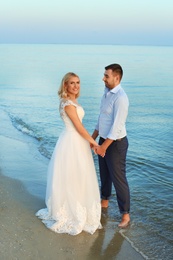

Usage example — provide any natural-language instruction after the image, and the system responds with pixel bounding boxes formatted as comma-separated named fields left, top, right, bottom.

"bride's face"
left=66, top=76, right=80, bottom=97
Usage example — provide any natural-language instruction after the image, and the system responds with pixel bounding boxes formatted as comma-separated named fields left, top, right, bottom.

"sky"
left=0, top=0, right=173, bottom=45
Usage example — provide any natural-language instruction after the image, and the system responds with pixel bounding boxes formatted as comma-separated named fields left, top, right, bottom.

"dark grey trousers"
left=98, top=137, right=130, bottom=214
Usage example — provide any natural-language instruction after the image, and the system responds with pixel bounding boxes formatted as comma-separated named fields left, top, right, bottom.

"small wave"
left=38, top=141, right=55, bottom=159
left=9, top=113, right=42, bottom=141
left=8, top=113, right=56, bottom=160
left=119, top=229, right=149, bottom=259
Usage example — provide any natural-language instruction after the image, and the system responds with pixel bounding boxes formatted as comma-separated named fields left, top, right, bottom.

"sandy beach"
left=0, top=133, right=145, bottom=260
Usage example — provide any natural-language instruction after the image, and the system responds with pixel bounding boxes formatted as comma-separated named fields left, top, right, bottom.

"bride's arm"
left=64, top=105, right=98, bottom=146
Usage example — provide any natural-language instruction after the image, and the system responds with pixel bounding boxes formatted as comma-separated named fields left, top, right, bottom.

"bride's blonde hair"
left=58, top=72, right=80, bottom=99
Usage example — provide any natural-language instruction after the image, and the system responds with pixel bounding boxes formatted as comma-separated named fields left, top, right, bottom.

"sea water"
left=0, top=44, right=173, bottom=259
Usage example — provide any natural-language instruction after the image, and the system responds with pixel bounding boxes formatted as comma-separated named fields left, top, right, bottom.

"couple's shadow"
left=86, top=208, right=125, bottom=260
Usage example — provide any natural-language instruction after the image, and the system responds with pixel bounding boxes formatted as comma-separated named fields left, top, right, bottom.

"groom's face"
left=102, top=69, right=120, bottom=89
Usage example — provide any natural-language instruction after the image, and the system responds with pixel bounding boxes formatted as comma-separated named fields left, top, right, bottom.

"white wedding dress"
left=36, top=99, right=102, bottom=235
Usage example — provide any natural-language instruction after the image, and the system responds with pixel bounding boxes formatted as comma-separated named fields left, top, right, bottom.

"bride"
left=36, top=72, right=102, bottom=235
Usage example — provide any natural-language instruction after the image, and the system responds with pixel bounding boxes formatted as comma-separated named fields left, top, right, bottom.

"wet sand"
left=0, top=134, right=145, bottom=260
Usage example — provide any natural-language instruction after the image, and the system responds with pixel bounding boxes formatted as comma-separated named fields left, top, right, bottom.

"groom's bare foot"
left=101, top=199, right=109, bottom=208
left=118, top=213, right=130, bottom=228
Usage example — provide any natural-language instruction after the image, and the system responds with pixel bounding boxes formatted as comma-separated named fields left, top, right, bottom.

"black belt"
left=100, top=136, right=126, bottom=142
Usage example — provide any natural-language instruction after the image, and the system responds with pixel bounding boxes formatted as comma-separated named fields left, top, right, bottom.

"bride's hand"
left=95, top=145, right=105, bottom=157
left=91, top=144, right=97, bottom=154
left=90, top=143, right=94, bottom=149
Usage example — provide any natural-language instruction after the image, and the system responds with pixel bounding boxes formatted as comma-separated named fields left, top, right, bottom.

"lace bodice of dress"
left=59, top=99, right=84, bottom=130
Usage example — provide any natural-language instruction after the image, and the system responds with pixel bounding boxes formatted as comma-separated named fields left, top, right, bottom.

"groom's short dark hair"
left=105, top=64, right=123, bottom=80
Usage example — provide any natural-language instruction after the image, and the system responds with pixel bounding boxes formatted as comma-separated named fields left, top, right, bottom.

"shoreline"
left=0, top=132, right=145, bottom=259
left=0, top=173, right=145, bottom=260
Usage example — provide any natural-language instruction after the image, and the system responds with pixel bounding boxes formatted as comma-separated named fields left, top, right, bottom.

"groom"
left=92, top=63, right=130, bottom=228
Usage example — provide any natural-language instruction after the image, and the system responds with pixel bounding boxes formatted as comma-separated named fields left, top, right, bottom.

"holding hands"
left=91, top=144, right=106, bottom=157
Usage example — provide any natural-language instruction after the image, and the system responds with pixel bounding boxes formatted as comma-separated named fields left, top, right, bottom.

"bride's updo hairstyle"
left=58, top=72, right=80, bottom=99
